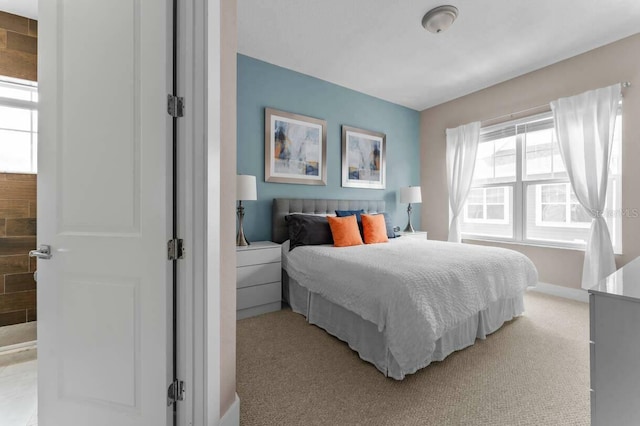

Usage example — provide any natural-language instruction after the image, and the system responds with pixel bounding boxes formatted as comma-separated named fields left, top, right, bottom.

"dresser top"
left=589, top=256, right=640, bottom=301
left=236, top=241, right=280, bottom=252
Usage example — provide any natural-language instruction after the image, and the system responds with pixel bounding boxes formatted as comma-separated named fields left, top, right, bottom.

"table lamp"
left=236, top=175, right=257, bottom=246
left=399, top=186, right=422, bottom=233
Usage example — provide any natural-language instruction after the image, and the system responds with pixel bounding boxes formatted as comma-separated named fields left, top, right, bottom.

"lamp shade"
left=400, top=186, right=422, bottom=204
left=236, top=175, right=257, bottom=201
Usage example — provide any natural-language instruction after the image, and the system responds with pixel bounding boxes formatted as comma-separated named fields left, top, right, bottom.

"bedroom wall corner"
left=220, top=0, right=238, bottom=418
left=237, top=54, right=421, bottom=242
left=420, top=33, right=640, bottom=290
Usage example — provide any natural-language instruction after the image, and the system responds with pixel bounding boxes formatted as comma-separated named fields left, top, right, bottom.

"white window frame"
left=534, top=182, right=591, bottom=228
left=0, top=76, right=38, bottom=174
left=461, top=109, right=622, bottom=253
left=463, top=186, right=509, bottom=225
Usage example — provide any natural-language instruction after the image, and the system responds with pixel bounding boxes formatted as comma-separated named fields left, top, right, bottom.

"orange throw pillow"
left=327, top=215, right=363, bottom=247
left=361, top=214, right=389, bottom=244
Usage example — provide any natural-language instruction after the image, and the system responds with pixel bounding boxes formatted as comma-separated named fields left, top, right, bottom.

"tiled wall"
left=0, top=11, right=38, bottom=81
left=0, top=173, right=37, bottom=327
left=0, top=12, right=38, bottom=328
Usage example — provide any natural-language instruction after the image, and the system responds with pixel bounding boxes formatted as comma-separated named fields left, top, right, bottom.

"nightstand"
left=397, top=231, right=428, bottom=240
left=236, top=241, right=282, bottom=320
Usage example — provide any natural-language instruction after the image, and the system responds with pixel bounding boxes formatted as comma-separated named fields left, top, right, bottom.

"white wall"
left=421, top=33, right=640, bottom=289
left=219, top=0, right=238, bottom=417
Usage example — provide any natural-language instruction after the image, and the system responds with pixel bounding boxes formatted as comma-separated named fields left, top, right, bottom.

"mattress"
left=282, top=238, right=538, bottom=379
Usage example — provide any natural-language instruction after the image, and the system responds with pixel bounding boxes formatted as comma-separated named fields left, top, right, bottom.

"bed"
left=273, top=198, right=538, bottom=380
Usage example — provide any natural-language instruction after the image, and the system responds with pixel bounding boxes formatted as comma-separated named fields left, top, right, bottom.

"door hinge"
left=168, top=238, right=185, bottom=260
left=167, top=94, right=184, bottom=117
left=167, top=379, right=185, bottom=405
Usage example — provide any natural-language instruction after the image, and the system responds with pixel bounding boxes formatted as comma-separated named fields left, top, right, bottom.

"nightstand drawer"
left=237, top=262, right=281, bottom=289
left=237, top=247, right=281, bottom=267
left=237, top=282, right=281, bottom=310
left=236, top=241, right=282, bottom=319
left=397, top=231, right=428, bottom=239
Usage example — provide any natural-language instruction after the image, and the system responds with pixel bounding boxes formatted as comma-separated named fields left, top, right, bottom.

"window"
left=535, top=183, right=590, bottom=228
left=464, top=187, right=509, bottom=224
left=0, top=76, right=38, bottom=174
left=460, top=109, right=622, bottom=252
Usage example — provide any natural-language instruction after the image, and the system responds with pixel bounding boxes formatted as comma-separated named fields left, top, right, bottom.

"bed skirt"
left=283, top=270, right=525, bottom=380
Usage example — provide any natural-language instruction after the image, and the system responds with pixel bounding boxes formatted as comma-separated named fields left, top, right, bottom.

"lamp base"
left=236, top=202, right=250, bottom=246
left=403, top=203, right=415, bottom=233
left=236, top=230, right=249, bottom=246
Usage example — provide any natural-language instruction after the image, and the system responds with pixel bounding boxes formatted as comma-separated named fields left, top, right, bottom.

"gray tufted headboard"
left=272, top=198, right=386, bottom=243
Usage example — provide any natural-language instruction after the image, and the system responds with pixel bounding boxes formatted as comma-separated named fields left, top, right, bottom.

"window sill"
left=0, top=171, right=37, bottom=175
left=461, top=236, right=623, bottom=256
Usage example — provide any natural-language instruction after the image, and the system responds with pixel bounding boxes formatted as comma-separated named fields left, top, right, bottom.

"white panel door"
left=37, top=1, right=172, bottom=425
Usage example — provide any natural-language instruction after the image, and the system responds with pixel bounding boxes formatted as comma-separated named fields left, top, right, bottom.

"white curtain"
left=550, top=84, right=621, bottom=290
left=446, top=121, right=480, bottom=242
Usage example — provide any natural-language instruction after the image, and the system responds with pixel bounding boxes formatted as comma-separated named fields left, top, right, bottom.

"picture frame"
left=341, top=125, right=386, bottom=189
left=265, top=108, right=327, bottom=186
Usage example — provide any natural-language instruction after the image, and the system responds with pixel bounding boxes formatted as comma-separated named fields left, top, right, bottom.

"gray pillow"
left=285, top=214, right=334, bottom=251
left=379, top=212, right=398, bottom=238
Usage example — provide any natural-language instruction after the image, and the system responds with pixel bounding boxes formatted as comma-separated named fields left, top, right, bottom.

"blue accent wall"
left=237, top=54, right=421, bottom=242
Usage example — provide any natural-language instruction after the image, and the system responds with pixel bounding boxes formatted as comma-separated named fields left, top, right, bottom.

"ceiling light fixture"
left=421, top=5, right=459, bottom=34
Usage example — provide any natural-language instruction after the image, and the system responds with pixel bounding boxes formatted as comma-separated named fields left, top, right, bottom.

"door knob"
left=29, top=245, right=52, bottom=260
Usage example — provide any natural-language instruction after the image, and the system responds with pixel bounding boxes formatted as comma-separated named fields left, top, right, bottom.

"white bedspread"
left=283, top=238, right=538, bottom=373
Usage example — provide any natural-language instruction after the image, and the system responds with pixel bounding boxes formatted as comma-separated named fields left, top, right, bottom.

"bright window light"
left=0, top=76, right=38, bottom=174
left=460, top=109, right=622, bottom=253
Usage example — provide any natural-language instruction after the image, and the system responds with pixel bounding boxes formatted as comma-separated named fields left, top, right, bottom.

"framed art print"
left=341, top=125, right=386, bottom=189
left=265, top=108, right=327, bottom=185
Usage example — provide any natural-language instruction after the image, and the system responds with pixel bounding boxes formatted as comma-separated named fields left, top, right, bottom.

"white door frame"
left=175, top=0, right=196, bottom=422
left=175, top=0, right=224, bottom=424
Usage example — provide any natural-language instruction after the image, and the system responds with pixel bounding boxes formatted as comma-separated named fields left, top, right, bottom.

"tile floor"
left=0, top=357, right=37, bottom=426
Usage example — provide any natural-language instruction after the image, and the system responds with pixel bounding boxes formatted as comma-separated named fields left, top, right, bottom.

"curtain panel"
left=446, top=121, right=480, bottom=242
left=550, top=83, right=621, bottom=290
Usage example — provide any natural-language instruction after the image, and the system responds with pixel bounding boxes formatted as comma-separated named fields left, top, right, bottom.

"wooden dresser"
left=589, top=257, right=640, bottom=425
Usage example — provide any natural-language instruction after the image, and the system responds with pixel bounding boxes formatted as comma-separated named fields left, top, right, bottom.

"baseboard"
left=0, top=340, right=37, bottom=367
left=0, top=340, right=37, bottom=355
left=528, top=282, right=589, bottom=303
left=219, top=393, right=240, bottom=426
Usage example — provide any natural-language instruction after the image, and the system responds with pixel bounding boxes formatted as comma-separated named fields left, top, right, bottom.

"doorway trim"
left=175, top=0, right=224, bottom=424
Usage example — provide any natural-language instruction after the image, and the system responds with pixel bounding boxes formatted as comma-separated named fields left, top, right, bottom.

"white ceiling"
left=238, top=0, right=640, bottom=111
left=0, top=0, right=36, bottom=19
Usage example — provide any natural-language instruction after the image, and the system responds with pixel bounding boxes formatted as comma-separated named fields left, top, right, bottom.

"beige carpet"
left=237, top=291, right=589, bottom=426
